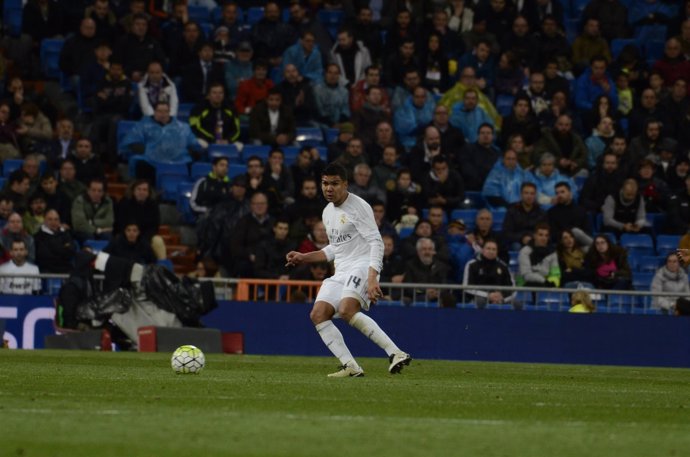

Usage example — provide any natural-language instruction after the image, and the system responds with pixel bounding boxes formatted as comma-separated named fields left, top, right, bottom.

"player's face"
left=10, top=243, right=28, bottom=264
left=322, top=175, right=347, bottom=205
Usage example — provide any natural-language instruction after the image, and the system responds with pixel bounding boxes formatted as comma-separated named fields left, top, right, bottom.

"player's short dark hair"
left=322, top=163, right=348, bottom=181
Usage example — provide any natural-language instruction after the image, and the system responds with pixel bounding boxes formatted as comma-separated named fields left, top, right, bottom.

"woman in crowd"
left=583, top=235, right=632, bottom=290
left=556, top=228, right=593, bottom=287
left=651, top=253, right=690, bottom=313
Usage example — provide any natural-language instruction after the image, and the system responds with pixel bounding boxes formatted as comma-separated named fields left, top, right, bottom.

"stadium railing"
left=0, top=274, right=683, bottom=315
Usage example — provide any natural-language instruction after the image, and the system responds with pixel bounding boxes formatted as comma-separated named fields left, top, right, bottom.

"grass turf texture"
left=1, top=351, right=689, bottom=457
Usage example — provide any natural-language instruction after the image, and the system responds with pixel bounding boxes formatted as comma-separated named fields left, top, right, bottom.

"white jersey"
left=0, top=261, right=41, bottom=295
left=321, top=192, right=384, bottom=274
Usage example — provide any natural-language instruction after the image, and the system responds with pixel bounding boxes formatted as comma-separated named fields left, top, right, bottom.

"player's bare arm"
left=367, top=267, right=383, bottom=303
left=285, top=250, right=328, bottom=267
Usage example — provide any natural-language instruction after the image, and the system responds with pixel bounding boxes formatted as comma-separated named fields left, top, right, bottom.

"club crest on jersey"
left=340, top=214, right=347, bottom=224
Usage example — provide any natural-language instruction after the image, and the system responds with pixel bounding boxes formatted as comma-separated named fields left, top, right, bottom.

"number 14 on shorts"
left=347, top=275, right=361, bottom=288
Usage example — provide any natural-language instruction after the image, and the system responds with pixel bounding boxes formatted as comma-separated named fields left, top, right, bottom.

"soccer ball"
left=171, top=345, right=205, bottom=374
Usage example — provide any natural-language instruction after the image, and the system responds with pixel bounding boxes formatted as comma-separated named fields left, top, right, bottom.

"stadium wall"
left=4, top=297, right=690, bottom=368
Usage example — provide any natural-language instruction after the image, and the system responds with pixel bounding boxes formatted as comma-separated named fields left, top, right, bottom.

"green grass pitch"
left=1, top=350, right=689, bottom=457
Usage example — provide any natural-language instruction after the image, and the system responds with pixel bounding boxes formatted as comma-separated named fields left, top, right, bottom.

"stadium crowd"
left=1, top=0, right=690, bottom=311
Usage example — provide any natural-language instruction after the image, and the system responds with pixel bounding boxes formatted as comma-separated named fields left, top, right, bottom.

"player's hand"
left=367, top=280, right=383, bottom=304
left=285, top=251, right=304, bottom=267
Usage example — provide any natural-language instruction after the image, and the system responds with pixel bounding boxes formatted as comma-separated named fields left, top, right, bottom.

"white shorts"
left=315, top=266, right=374, bottom=312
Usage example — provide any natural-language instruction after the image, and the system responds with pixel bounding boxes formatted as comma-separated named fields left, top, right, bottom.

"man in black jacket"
left=458, top=123, right=501, bottom=191
left=181, top=43, right=226, bottom=105
left=462, top=239, right=514, bottom=307
left=402, top=237, right=453, bottom=307
left=501, top=182, right=547, bottom=251
left=189, top=83, right=240, bottom=145
left=113, top=13, right=166, bottom=81
left=190, top=156, right=231, bottom=216
left=226, top=192, right=274, bottom=277
left=34, top=209, right=77, bottom=274
left=667, top=175, right=690, bottom=235
left=547, top=181, right=590, bottom=240
left=580, top=151, right=626, bottom=214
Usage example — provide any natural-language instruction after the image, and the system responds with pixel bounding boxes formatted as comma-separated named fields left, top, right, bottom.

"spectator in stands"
left=225, top=191, right=273, bottom=277
left=386, top=168, right=424, bottom=224
left=499, top=95, right=541, bottom=149
left=507, top=133, right=533, bottom=171
left=602, top=178, right=648, bottom=236
left=394, top=86, right=435, bottom=149
left=334, top=137, right=369, bottom=178
left=190, top=157, right=231, bottom=216
left=121, top=102, right=201, bottom=182
left=330, top=27, right=372, bottom=88
left=380, top=233, right=405, bottom=287
left=580, top=151, right=626, bottom=214
left=350, top=163, right=386, bottom=203
left=16, top=103, right=53, bottom=158
left=181, top=42, right=226, bottom=105
left=248, top=88, right=296, bottom=146
left=0, top=197, right=14, bottom=227
left=114, top=179, right=164, bottom=259
left=264, top=148, right=295, bottom=208
left=571, top=18, right=611, bottom=74
left=290, top=148, right=325, bottom=195
left=583, top=234, right=632, bottom=290
left=114, top=13, right=166, bottom=82
left=456, top=124, right=501, bottom=191
left=430, top=104, right=466, bottom=155
left=446, top=0, right=475, bottom=33
left=0, top=102, right=20, bottom=161
left=118, top=0, right=150, bottom=34
left=34, top=209, right=76, bottom=274
left=71, top=139, right=104, bottom=186
left=56, top=159, right=86, bottom=206
left=441, top=66, right=501, bottom=128
left=652, top=253, right=690, bottom=312
left=401, top=219, right=450, bottom=265
left=350, top=65, right=390, bottom=113
left=531, top=153, right=578, bottom=209
left=224, top=41, right=254, bottom=100
left=423, top=155, right=464, bottom=213
left=668, top=175, right=690, bottom=234
left=660, top=79, right=689, bottom=141
left=494, top=50, right=525, bottom=98
left=235, top=60, right=274, bottom=115
left=168, top=21, right=205, bottom=79
left=297, top=220, right=329, bottom=254
left=461, top=10, right=499, bottom=53
left=22, top=192, right=47, bottom=236
left=450, top=89, right=494, bottom=144
left=0, top=212, right=36, bottom=263
left=254, top=218, right=296, bottom=281
left=582, top=0, right=629, bottom=43
left=281, top=30, right=324, bottom=85
left=138, top=61, right=179, bottom=117
left=71, top=177, right=114, bottom=244
left=458, top=41, right=496, bottom=97
left=628, top=89, right=665, bottom=139
left=585, top=115, right=616, bottom=170
left=0, top=239, right=41, bottom=295
left=22, top=0, right=65, bottom=46
left=502, top=182, right=547, bottom=251
left=652, top=38, right=690, bottom=91
left=58, top=18, right=97, bottom=87
left=629, top=120, right=676, bottom=168
left=371, top=145, right=400, bottom=193
left=352, top=86, right=391, bottom=147
left=189, top=83, right=240, bottom=145
left=313, top=64, right=351, bottom=127
left=517, top=71, right=551, bottom=123
left=104, top=221, right=157, bottom=265
left=635, top=159, right=671, bottom=213
left=665, top=157, right=690, bottom=196
left=426, top=206, right=447, bottom=237
left=463, top=239, right=514, bottom=307
left=406, top=126, right=445, bottom=183
left=574, top=56, right=619, bottom=113
left=391, top=68, right=429, bottom=113
left=533, top=114, right=587, bottom=177
left=251, top=1, right=294, bottom=66
left=517, top=222, right=560, bottom=287
left=556, top=228, right=594, bottom=286
left=535, top=17, right=571, bottom=74
left=383, top=38, right=419, bottom=89
left=365, top=121, right=398, bottom=167
left=629, top=0, right=676, bottom=32
left=482, top=0, right=516, bottom=45
left=402, top=237, right=453, bottom=306
left=212, top=26, right=235, bottom=64
left=482, top=149, right=529, bottom=209
left=676, top=18, right=690, bottom=58
left=85, top=0, right=117, bottom=42
left=48, top=118, right=76, bottom=168
left=5, top=170, right=31, bottom=215
left=543, top=59, right=571, bottom=99
left=351, top=6, right=383, bottom=64
left=161, top=2, right=192, bottom=59
left=384, top=8, right=419, bottom=53
left=286, top=1, right=332, bottom=58
left=215, top=2, right=248, bottom=45
left=501, top=15, right=538, bottom=71
left=21, top=153, right=42, bottom=196
left=240, top=155, right=280, bottom=213
left=285, top=176, right=325, bottom=230
left=547, top=181, right=590, bottom=240
left=278, top=64, right=317, bottom=127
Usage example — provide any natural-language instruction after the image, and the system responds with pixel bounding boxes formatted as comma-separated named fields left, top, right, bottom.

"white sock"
left=94, top=252, right=110, bottom=271
left=349, top=312, right=401, bottom=357
left=315, top=321, right=359, bottom=369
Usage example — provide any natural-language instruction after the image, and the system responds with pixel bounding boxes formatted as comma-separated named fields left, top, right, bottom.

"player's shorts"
left=315, top=266, right=375, bottom=312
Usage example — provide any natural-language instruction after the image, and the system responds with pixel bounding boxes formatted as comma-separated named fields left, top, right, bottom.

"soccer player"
left=285, top=163, right=411, bottom=377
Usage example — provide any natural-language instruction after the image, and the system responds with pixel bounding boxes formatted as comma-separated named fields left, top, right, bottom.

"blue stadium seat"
left=607, top=294, right=634, bottom=313
left=199, top=22, right=214, bottom=39
left=491, top=209, right=506, bottom=231
left=610, top=39, right=642, bottom=60
left=318, top=9, right=344, bottom=38
left=4, top=1, right=23, bottom=37
left=645, top=40, right=665, bottom=63
left=157, top=259, right=174, bottom=271
left=450, top=209, right=477, bottom=227
left=523, top=304, right=550, bottom=312
left=177, top=103, right=194, bottom=122
left=508, top=251, right=519, bottom=273
left=84, top=239, right=108, bottom=253
left=325, top=128, right=340, bottom=144
left=159, top=174, right=191, bottom=201
left=656, top=235, right=681, bottom=255
left=43, top=278, right=64, bottom=295
left=398, top=227, right=414, bottom=239
left=377, top=300, right=404, bottom=307
left=2, top=159, right=23, bottom=177
left=228, top=163, right=247, bottom=178
left=281, top=146, right=300, bottom=165
left=632, top=272, right=654, bottom=291
left=176, top=181, right=196, bottom=223
left=208, top=144, right=242, bottom=163
left=211, top=6, right=223, bottom=24
left=514, top=291, right=533, bottom=306
left=295, top=127, right=324, bottom=147
left=636, top=255, right=663, bottom=273
left=187, top=5, right=210, bottom=23
left=242, top=145, right=271, bottom=162
left=0, top=177, right=6, bottom=189
left=495, top=94, right=514, bottom=117
left=456, top=302, right=478, bottom=310
left=246, top=7, right=265, bottom=25
left=536, top=292, right=567, bottom=310
left=190, top=162, right=212, bottom=180
left=620, top=233, right=655, bottom=256
left=646, top=213, right=666, bottom=234
left=462, top=191, right=485, bottom=209
left=40, top=39, right=65, bottom=80
left=154, top=162, right=189, bottom=185
left=634, top=25, right=667, bottom=43
left=485, top=303, right=514, bottom=311
left=564, top=18, right=579, bottom=44
left=116, top=120, right=138, bottom=153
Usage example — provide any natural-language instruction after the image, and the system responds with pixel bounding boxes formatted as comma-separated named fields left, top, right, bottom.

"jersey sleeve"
left=321, top=244, right=335, bottom=262
left=353, top=198, right=384, bottom=273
